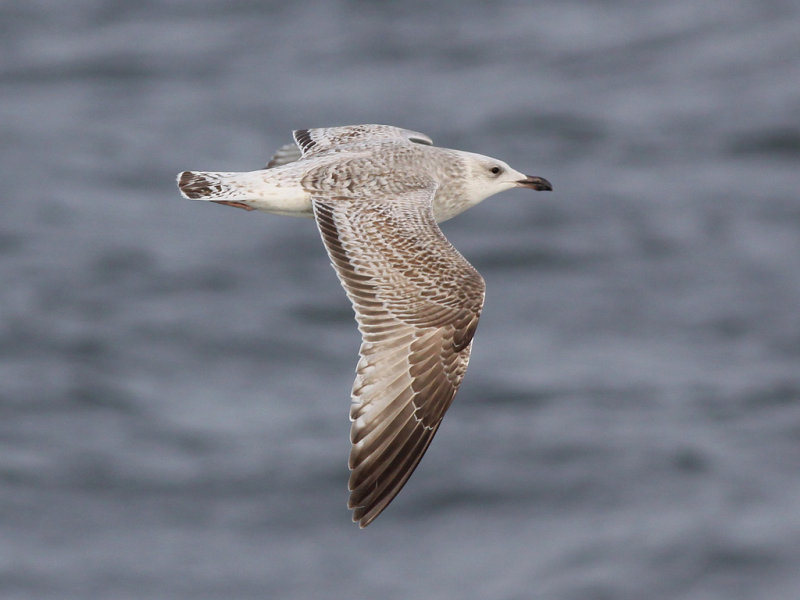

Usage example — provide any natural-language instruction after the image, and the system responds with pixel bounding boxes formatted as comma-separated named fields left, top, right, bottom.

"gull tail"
left=177, top=171, right=253, bottom=201
left=177, top=169, right=311, bottom=216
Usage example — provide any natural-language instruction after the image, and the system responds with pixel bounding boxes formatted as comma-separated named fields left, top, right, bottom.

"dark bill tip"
left=516, top=175, right=553, bottom=191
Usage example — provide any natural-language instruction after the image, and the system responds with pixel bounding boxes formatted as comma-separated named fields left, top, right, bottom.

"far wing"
left=294, top=124, right=433, bottom=157
left=265, top=142, right=303, bottom=168
left=312, top=188, right=485, bottom=527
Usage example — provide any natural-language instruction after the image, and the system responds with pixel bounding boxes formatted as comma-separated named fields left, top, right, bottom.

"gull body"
left=178, top=126, right=551, bottom=221
left=177, top=124, right=552, bottom=527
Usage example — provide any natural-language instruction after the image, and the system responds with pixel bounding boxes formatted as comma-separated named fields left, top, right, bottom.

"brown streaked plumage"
left=313, top=190, right=485, bottom=527
left=176, top=124, right=552, bottom=527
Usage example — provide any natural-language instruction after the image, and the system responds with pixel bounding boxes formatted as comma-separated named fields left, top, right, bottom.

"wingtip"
left=348, top=494, right=381, bottom=528
left=352, top=508, right=377, bottom=529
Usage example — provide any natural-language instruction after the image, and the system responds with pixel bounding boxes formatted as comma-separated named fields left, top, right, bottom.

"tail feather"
left=178, top=171, right=233, bottom=200
left=176, top=169, right=312, bottom=216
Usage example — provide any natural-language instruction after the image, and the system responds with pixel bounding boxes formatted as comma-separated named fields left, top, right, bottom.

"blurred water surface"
left=2, top=1, right=800, bottom=598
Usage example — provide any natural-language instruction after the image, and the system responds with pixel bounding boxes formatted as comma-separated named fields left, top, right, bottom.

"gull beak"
left=516, top=175, right=553, bottom=191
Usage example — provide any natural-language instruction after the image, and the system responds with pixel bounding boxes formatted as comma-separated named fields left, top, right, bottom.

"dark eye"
left=490, top=166, right=502, bottom=175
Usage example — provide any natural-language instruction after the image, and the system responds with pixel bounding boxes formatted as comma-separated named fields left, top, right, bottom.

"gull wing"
left=265, top=142, right=303, bottom=168
left=312, top=188, right=485, bottom=527
left=294, top=124, right=433, bottom=157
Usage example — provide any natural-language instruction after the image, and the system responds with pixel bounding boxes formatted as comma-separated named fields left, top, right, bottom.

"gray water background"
left=2, top=1, right=800, bottom=598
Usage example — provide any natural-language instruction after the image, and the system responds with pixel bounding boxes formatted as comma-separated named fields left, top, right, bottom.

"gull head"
left=458, top=151, right=552, bottom=207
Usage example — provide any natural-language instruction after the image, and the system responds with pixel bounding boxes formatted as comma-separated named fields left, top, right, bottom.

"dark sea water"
left=2, top=1, right=800, bottom=598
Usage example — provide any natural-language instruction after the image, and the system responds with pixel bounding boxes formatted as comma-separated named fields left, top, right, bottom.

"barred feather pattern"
left=312, top=188, right=485, bottom=527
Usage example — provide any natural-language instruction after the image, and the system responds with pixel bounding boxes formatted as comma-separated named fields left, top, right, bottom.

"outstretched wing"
left=312, top=188, right=485, bottom=527
left=266, top=125, right=433, bottom=169
left=295, top=125, right=433, bottom=157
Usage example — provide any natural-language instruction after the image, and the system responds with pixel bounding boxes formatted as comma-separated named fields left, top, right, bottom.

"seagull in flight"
left=177, top=124, right=552, bottom=527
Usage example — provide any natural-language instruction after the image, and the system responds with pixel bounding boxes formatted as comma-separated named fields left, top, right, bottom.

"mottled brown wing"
left=294, top=125, right=433, bottom=157
left=312, top=189, right=485, bottom=527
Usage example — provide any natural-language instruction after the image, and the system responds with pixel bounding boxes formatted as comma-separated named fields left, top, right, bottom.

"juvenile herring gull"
left=177, top=124, right=552, bottom=527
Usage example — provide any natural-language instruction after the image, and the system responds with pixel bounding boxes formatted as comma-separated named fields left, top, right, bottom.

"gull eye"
left=490, top=166, right=502, bottom=175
